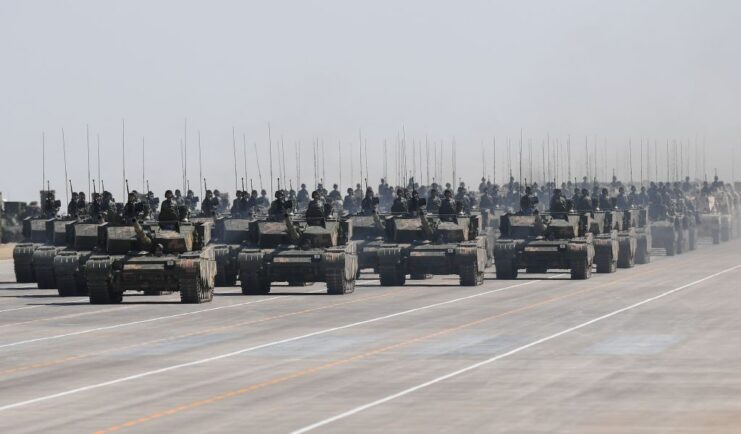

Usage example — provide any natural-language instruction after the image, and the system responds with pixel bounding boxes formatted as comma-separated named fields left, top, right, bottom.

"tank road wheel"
left=379, top=266, right=405, bottom=286
left=326, top=268, right=355, bottom=295
left=571, top=256, right=592, bottom=280
left=635, top=238, right=651, bottom=265
left=596, top=252, right=617, bottom=273
left=459, top=262, right=484, bottom=286
left=495, top=259, right=518, bottom=279
left=241, top=271, right=271, bottom=295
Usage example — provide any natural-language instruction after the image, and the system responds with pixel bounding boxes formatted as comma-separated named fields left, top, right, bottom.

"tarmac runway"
left=0, top=239, right=739, bottom=434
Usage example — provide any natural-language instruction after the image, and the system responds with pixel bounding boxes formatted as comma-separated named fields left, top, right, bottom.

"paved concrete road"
left=0, top=240, right=739, bottom=434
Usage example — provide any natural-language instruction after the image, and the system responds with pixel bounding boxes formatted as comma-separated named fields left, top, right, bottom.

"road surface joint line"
left=0, top=278, right=553, bottom=412
left=93, top=269, right=664, bottom=433
left=288, top=263, right=741, bottom=434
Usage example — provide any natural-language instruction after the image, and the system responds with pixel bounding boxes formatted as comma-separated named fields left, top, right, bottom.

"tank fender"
left=378, top=245, right=402, bottom=267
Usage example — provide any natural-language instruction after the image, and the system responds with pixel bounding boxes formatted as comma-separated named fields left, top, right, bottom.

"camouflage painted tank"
left=586, top=210, right=619, bottom=274
left=376, top=211, right=490, bottom=286
left=13, top=217, right=74, bottom=288
left=494, top=212, right=594, bottom=280
left=651, top=213, right=695, bottom=256
left=31, top=219, right=78, bottom=289
left=212, top=216, right=252, bottom=286
left=84, top=221, right=216, bottom=304
left=53, top=222, right=108, bottom=296
left=348, top=212, right=386, bottom=273
left=12, top=217, right=53, bottom=283
left=631, top=207, right=652, bottom=264
left=238, top=216, right=357, bottom=295
left=695, top=195, right=723, bottom=244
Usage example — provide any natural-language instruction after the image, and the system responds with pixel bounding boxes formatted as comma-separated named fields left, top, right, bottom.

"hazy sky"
left=1, top=0, right=740, bottom=201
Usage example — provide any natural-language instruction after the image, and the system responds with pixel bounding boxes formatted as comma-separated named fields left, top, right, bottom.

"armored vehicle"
left=651, top=212, right=695, bottom=256
left=212, top=217, right=252, bottom=286
left=348, top=213, right=386, bottom=273
left=84, top=220, right=216, bottom=304
left=494, top=212, right=594, bottom=280
left=31, top=219, right=77, bottom=289
left=238, top=215, right=357, bottom=295
left=53, top=222, right=108, bottom=296
left=376, top=211, right=490, bottom=286
left=1, top=199, right=27, bottom=243
left=12, top=217, right=53, bottom=283
left=589, top=210, right=620, bottom=273
left=632, top=208, right=652, bottom=264
left=695, top=195, right=722, bottom=244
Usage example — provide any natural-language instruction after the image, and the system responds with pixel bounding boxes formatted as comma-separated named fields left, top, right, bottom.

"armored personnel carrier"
left=53, top=222, right=108, bottom=296
left=376, top=210, right=490, bottom=287
left=238, top=215, right=357, bottom=295
left=84, top=220, right=216, bottom=304
left=494, top=212, right=593, bottom=280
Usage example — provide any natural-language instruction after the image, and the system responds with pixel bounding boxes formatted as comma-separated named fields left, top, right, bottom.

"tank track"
left=12, top=244, right=36, bottom=283
left=179, top=258, right=213, bottom=304
left=54, top=252, right=87, bottom=297
left=33, top=247, right=59, bottom=289
left=86, top=257, right=122, bottom=304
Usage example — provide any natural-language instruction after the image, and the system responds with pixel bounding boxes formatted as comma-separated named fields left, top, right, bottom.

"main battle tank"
left=695, top=195, right=723, bottom=244
left=53, top=222, right=108, bottom=296
left=376, top=210, right=490, bottom=286
left=588, top=210, right=620, bottom=273
left=348, top=211, right=386, bottom=273
left=630, top=207, right=652, bottom=264
left=212, top=216, right=252, bottom=286
left=12, top=217, right=53, bottom=283
left=651, top=210, right=695, bottom=256
left=494, top=212, right=594, bottom=280
left=31, top=219, right=78, bottom=289
left=238, top=215, right=357, bottom=295
left=84, top=220, right=216, bottom=304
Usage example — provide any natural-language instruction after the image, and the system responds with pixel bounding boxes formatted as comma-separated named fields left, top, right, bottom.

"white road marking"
left=289, top=263, right=741, bottom=434
left=0, top=278, right=548, bottom=411
left=0, top=296, right=283, bottom=350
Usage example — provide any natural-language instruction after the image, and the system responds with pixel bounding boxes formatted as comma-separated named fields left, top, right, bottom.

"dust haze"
left=1, top=0, right=739, bottom=201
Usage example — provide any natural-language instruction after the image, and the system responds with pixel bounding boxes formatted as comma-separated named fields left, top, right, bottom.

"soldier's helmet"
left=581, top=188, right=589, bottom=196
left=396, top=188, right=404, bottom=196
left=275, top=190, right=284, bottom=199
left=213, top=190, right=220, bottom=196
left=525, top=187, right=532, bottom=194
left=301, top=183, right=306, bottom=189
left=333, top=184, right=338, bottom=189
left=444, top=189, right=453, bottom=198
left=260, top=189, right=267, bottom=196
left=311, top=191, right=320, bottom=200
left=165, top=190, right=173, bottom=198
left=175, top=189, right=181, bottom=196
left=347, top=188, right=353, bottom=194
